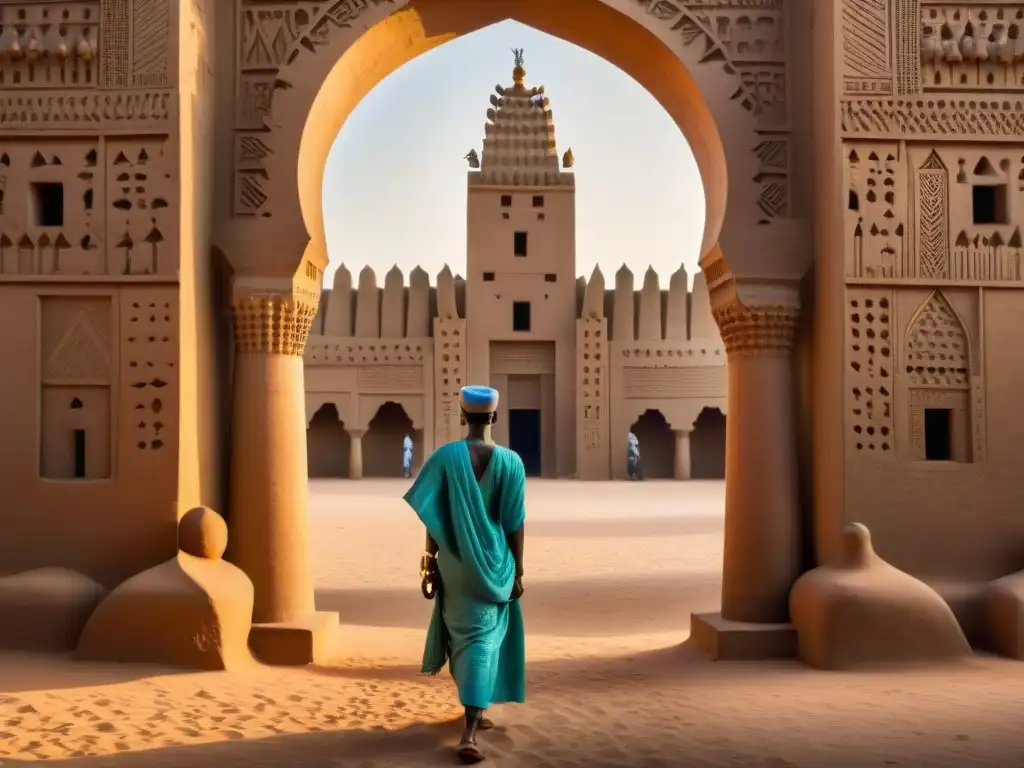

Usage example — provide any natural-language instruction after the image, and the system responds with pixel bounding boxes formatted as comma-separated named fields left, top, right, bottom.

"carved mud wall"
left=303, top=262, right=726, bottom=479
left=840, top=0, right=1024, bottom=581
left=634, top=0, right=792, bottom=226
left=0, top=0, right=180, bottom=585
left=581, top=264, right=726, bottom=480
left=304, top=264, right=444, bottom=476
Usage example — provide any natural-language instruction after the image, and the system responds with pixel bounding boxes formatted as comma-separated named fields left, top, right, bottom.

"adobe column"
left=673, top=429, right=692, bottom=480
left=348, top=429, right=365, bottom=480
left=691, top=301, right=802, bottom=660
left=228, top=294, right=338, bottom=665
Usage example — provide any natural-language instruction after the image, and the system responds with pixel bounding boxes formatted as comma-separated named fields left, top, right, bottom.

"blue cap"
left=460, top=385, right=500, bottom=414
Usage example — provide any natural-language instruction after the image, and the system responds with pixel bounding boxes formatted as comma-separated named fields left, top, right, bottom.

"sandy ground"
left=2, top=479, right=1024, bottom=766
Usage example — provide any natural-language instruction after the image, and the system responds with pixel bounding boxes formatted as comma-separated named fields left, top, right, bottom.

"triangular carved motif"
left=44, top=310, right=111, bottom=382
left=920, top=150, right=946, bottom=171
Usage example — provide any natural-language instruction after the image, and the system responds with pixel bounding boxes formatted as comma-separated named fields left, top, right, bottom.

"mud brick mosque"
left=2, top=0, right=1024, bottom=673
left=303, top=53, right=727, bottom=481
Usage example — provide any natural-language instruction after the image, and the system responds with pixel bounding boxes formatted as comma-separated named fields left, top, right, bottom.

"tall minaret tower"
left=464, top=49, right=577, bottom=477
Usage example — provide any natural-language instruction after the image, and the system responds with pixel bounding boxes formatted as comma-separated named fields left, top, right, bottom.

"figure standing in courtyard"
left=627, top=431, right=642, bottom=480
left=403, top=434, right=414, bottom=478
left=404, top=385, right=527, bottom=764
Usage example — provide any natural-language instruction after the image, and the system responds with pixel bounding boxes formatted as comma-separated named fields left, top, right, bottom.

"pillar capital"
left=715, top=302, right=800, bottom=358
left=232, top=294, right=317, bottom=356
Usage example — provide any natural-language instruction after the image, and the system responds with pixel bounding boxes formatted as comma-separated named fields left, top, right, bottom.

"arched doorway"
left=307, top=403, right=350, bottom=478
left=363, top=401, right=422, bottom=478
left=692, top=407, right=726, bottom=479
left=629, top=409, right=675, bottom=479
left=216, top=0, right=810, bottom=661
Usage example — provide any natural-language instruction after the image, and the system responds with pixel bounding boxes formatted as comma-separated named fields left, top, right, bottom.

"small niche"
left=972, top=184, right=1008, bottom=225
left=31, top=182, right=65, bottom=227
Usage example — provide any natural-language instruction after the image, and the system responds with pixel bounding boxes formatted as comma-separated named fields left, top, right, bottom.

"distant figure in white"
left=627, top=432, right=642, bottom=481
left=403, top=434, right=414, bottom=479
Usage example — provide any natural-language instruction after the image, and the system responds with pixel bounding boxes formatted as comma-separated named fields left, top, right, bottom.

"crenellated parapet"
left=575, top=263, right=727, bottom=479
left=577, top=264, right=723, bottom=343
left=309, top=264, right=459, bottom=342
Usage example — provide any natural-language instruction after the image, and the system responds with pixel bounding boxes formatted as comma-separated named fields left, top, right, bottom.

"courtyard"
left=0, top=480, right=1023, bottom=766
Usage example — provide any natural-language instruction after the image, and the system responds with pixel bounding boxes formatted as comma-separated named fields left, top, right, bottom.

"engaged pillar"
left=691, top=302, right=801, bottom=660
left=673, top=429, right=692, bottom=480
left=228, top=295, right=339, bottom=665
left=348, top=429, right=365, bottom=480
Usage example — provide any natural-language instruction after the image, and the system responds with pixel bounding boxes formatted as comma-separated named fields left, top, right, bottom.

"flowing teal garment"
left=403, top=440, right=527, bottom=709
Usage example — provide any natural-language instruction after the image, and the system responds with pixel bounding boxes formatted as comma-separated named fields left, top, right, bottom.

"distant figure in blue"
left=403, top=434, right=414, bottom=478
left=403, top=385, right=526, bottom=764
left=627, top=431, right=642, bottom=480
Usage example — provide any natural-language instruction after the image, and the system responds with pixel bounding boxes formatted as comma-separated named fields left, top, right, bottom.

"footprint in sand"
left=221, top=729, right=245, bottom=740
left=94, top=722, right=116, bottom=733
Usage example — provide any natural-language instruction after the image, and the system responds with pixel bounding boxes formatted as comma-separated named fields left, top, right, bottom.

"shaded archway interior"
left=307, top=402, right=424, bottom=478
left=627, top=407, right=726, bottom=480
left=297, top=0, right=728, bottom=271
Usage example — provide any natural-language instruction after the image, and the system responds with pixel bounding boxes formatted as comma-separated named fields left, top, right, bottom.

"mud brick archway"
left=214, top=0, right=812, bottom=664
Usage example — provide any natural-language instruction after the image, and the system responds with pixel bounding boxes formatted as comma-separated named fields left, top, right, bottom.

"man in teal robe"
left=404, top=385, right=526, bottom=764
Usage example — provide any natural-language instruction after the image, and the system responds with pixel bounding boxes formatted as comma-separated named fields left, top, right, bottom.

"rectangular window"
left=483, top=272, right=495, bottom=281
left=532, top=195, right=545, bottom=208
left=513, top=231, right=528, bottom=257
left=501, top=194, right=512, bottom=207
left=512, top=301, right=531, bottom=332
left=32, top=182, right=64, bottom=227
left=972, top=184, right=1007, bottom=225
left=544, top=273, right=557, bottom=282
left=73, top=429, right=86, bottom=478
left=923, top=408, right=952, bottom=461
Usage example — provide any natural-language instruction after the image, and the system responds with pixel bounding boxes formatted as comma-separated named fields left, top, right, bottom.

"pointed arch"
left=904, top=290, right=970, bottom=388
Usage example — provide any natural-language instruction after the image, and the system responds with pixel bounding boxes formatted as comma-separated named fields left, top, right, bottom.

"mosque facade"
left=304, top=58, right=727, bottom=480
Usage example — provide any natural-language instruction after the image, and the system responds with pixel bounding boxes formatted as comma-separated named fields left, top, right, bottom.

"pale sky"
left=321, top=20, right=705, bottom=287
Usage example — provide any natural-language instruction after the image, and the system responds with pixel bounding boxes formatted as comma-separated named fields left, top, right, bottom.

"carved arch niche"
left=900, top=290, right=984, bottom=464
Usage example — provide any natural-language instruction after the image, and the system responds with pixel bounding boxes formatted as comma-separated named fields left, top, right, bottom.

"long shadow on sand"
left=0, top=644, right=811, bottom=768
left=315, top=571, right=722, bottom=635
left=524, top=514, right=723, bottom=538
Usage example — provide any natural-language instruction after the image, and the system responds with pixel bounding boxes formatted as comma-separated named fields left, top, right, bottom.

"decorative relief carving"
left=99, top=0, right=171, bottom=89
left=233, top=295, right=317, bottom=356
left=357, top=365, right=423, bottom=392
left=41, top=296, right=113, bottom=384
left=847, top=289, right=894, bottom=455
left=842, top=0, right=893, bottom=95
left=433, top=318, right=464, bottom=447
left=306, top=339, right=427, bottom=365
left=0, top=91, right=172, bottom=133
left=578, top=318, right=607, bottom=456
left=105, top=137, right=175, bottom=275
left=754, top=138, right=789, bottom=222
left=636, top=1, right=788, bottom=127
left=490, top=341, right=556, bottom=375
left=904, top=290, right=969, bottom=389
left=239, top=3, right=322, bottom=71
left=0, top=139, right=106, bottom=275
left=0, top=3, right=99, bottom=88
left=131, top=0, right=171, bottom=88
left=915, top=150, right=950, bottom=279
left=122, top=290, right=177, bottom=452
left=714, top=303, right=799, bottom=357
left=893, top=0, right=921, bottom=95
left=623, top=366, right=726, bottom=398
left=232, top=1, right=396, bottom=219
left=847, top=144, right=907, bottom=278
left=100, top=0, right=129, bottom=87
left=921, top=5, right=1024, bottom=92
left=644, top=4, right=795, bottom=223
left=841, top=98, right=1024, bottom=139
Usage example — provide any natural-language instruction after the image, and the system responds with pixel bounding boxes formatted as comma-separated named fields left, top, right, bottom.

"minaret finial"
left=512, top=47, right=526, bottom=87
